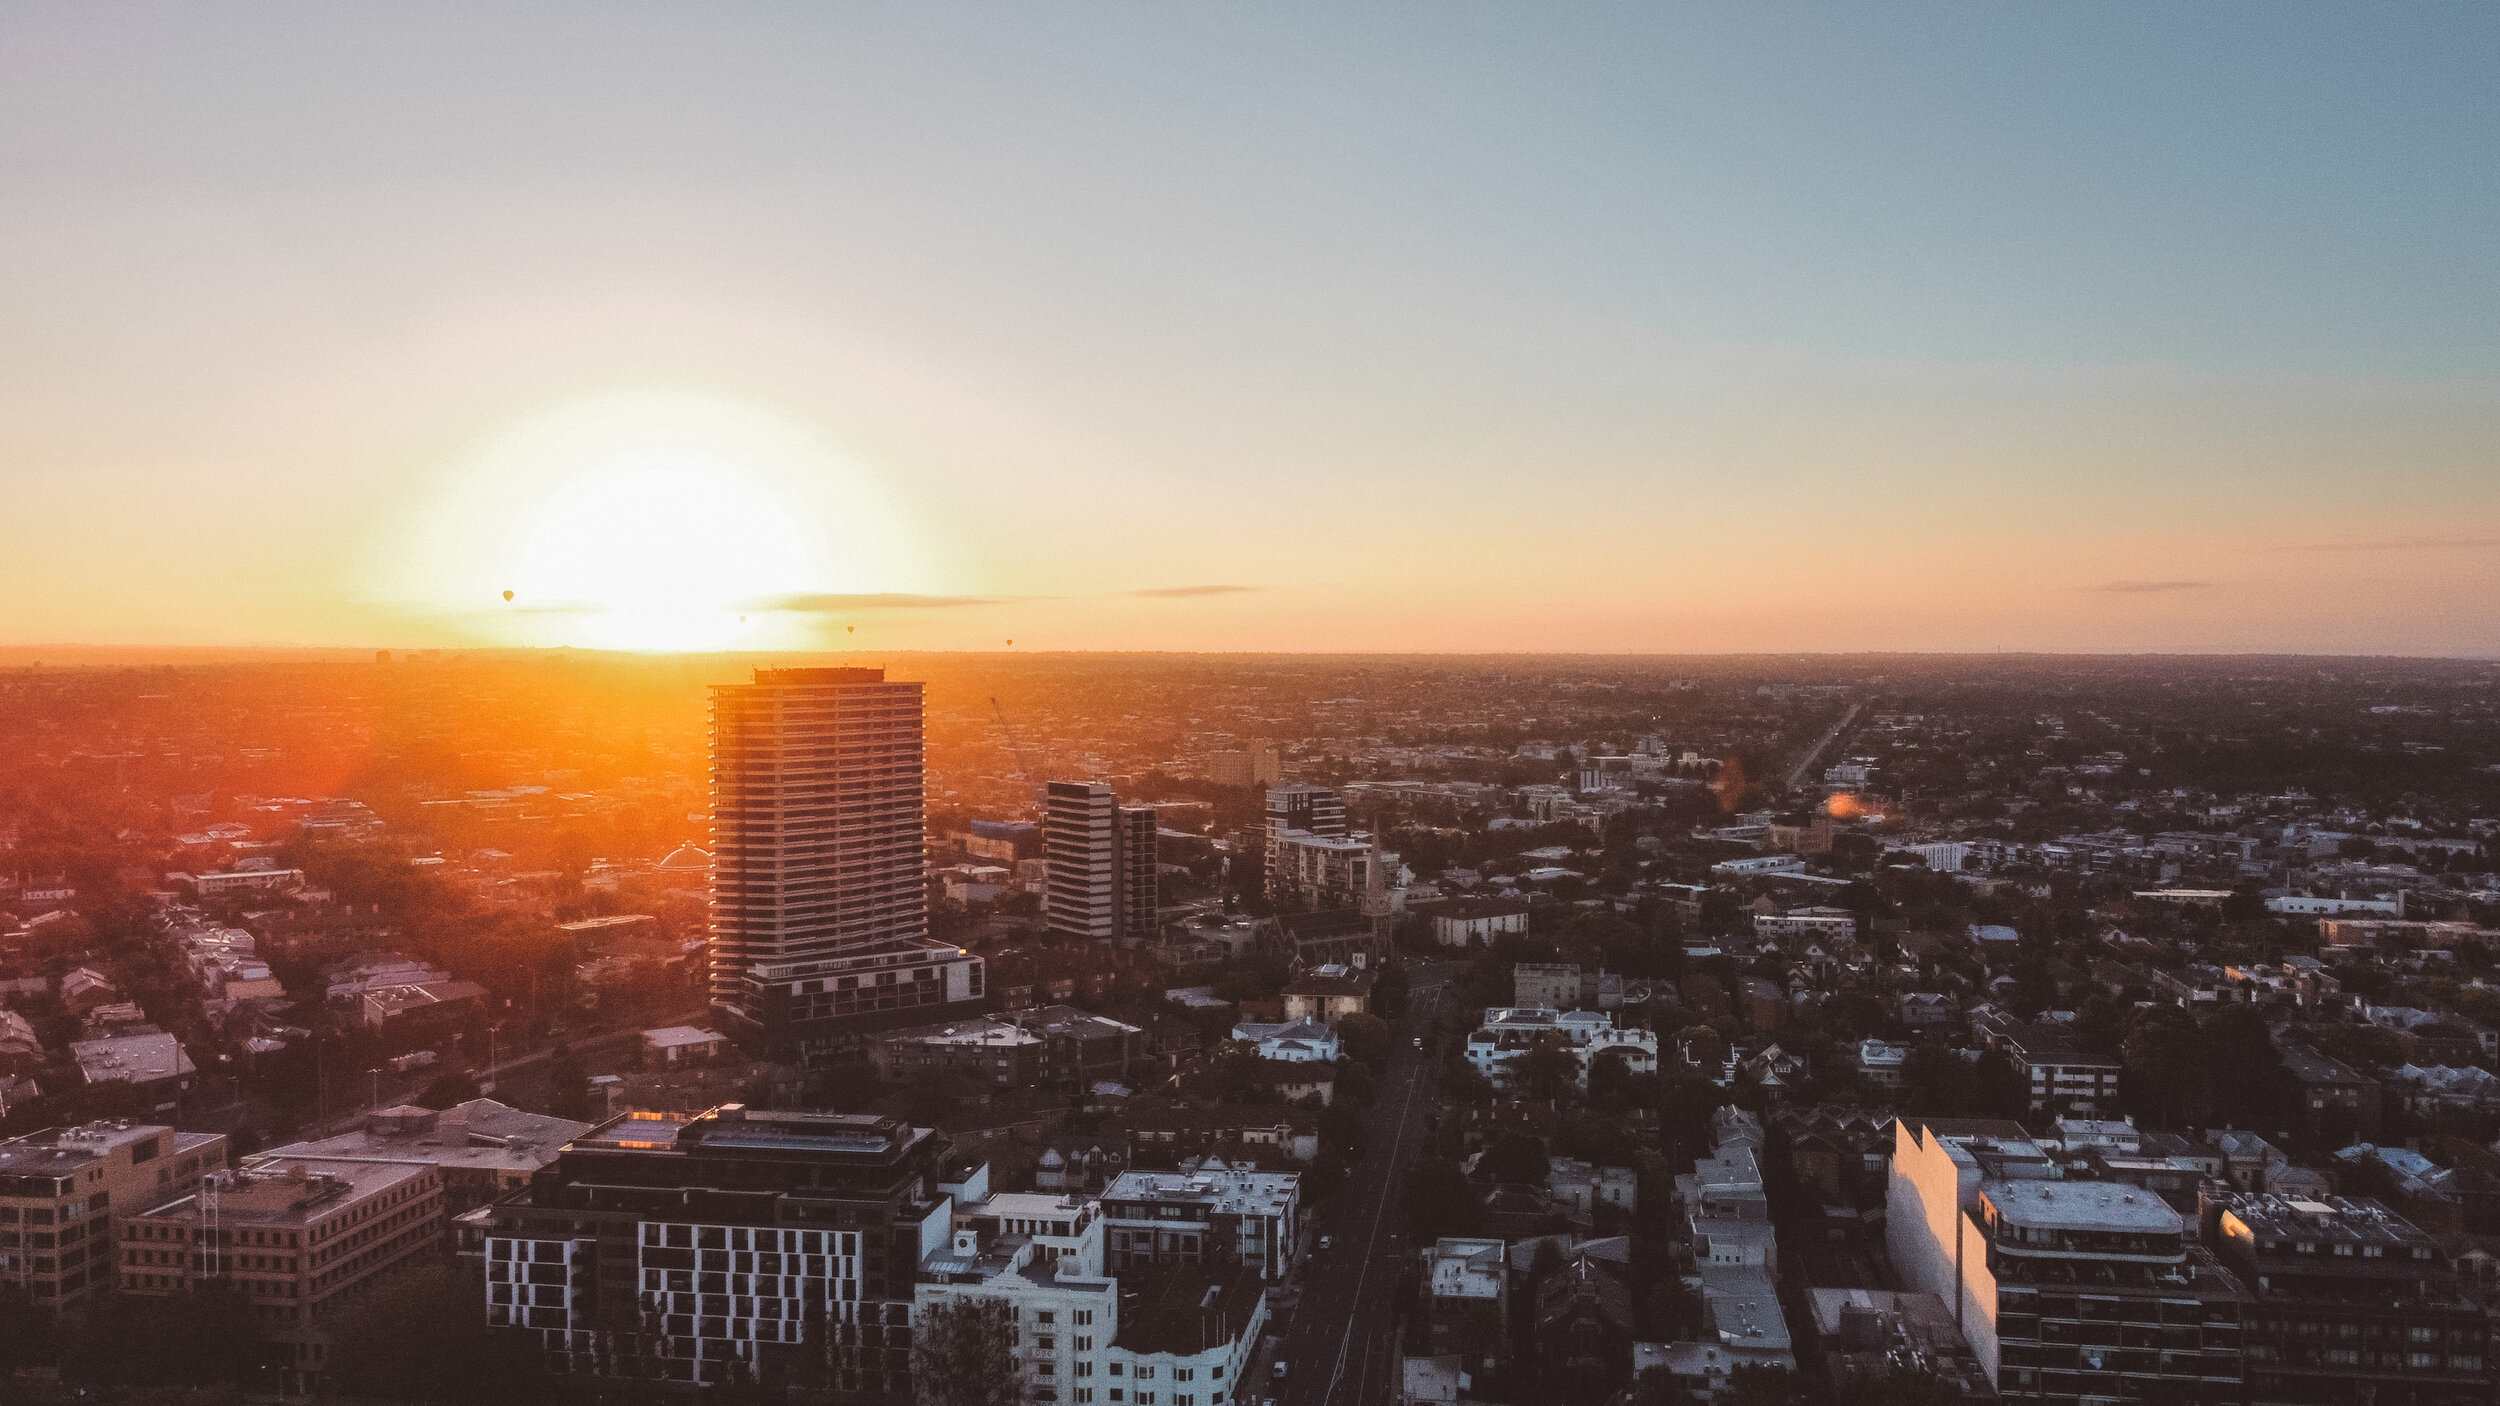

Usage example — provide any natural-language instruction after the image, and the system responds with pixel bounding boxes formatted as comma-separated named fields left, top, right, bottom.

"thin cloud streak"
left=750, top=593, right=1029, bottom=612
left=2090, top=580, right=2215, bottom=594
left=2277, top=536, right=2500, bottom=552
left=1120, top=584, right=1258, bottom=598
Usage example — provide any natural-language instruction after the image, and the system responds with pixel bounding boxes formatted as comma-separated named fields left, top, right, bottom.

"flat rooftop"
left=142, top=1155, right=429, bottom=1223
left=1983, top=1178, right=2181, bottom=1234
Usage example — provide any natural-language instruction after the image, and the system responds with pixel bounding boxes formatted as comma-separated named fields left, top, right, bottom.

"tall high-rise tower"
left=709, top=667, right=984, bottom=1062
left=1119, top=804, right=1161, bottom=944
left=1042, top=781, right=1160, bottom=945
left=1044, top=781, right=1119, bottom=942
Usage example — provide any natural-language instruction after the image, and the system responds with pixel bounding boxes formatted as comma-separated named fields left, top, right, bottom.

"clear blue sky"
left=3, top=3, right=2495, bottom=652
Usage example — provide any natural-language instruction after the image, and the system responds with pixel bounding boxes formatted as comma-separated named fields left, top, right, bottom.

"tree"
left=901, top=1069, right=980, bottom=1125
left=1901, top=1044, right=1973, bottom=1116
left=1481, top=1131, right=1549, bottom=1186
left=0, top=1282, right=48, bottom=1373
left=543, top=1049, right=593, bottom=1121
left=912, top=1297, right=1022, bottom=1406
left=1405, top=1156, right=1486, bottom=1241
left=1510, top=1033, right=1583, bottom=1104
left=2071, top=994, right=2130, bottom=1058
left=328, top=1261, right=544, bottom=1404
left=57, top=1285, right=276, bottom=1394
left=416, top=1069, right=482, bottom=1109
left=1722, top=1364, right=1815, bottom=1406
left=2122, top=1005, right=2206, bottom=1124
left=1337, top=1012, right=1394, bottom=1067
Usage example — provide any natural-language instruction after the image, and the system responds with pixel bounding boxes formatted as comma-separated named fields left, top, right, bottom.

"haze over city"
left=4, top=3, right=2496, bottom=656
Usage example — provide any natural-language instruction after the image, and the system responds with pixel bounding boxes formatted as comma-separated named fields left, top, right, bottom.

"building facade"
left=1100, top=1166, right=1300, bottom=1283
left=481, top=1106, right=957, bottom=1398
left=0, top=1121, right=226, bottom=1313
left=2211, top=1192, right=2490, bottom=1406
left=121, top=1154, right=444, bottom=1389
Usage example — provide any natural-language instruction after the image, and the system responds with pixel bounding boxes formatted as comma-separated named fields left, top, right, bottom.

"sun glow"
left=389, top=390, right=934, bottom=651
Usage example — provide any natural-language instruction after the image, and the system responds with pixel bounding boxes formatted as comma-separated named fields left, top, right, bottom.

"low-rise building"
left=1100, top=1165, right=1300, bottom=1282
left=1549, top=1157, right=1637, bottom=1218
left=0, top=1121, right=226, bottom=1314
left=1855, top=1038, right=1909, bottom=1090
left=1420, top=897, right=1533, bottom=948
left=641, top=1025, right=731, bottom=1066
left=2210, top=1193, right=2490, bottom=1406
left=121, top=1154, right=445, bottom=1390
left=1419, top=1236, right=1507, bottom=1371
left=1994, top=1024, right=2121, bottom=1116
left=1465, top=1007, right=1658, bottom=1087
left=1229, top=1016, right=1340, bottom=1063
left=1753, top=906, right=1859, bottom=944
left=265, top=1099, right=593, bottom=1220
left=70, top=1031, right=197, bottom=1110
left=1281, top=965, right=1375, bottom=1025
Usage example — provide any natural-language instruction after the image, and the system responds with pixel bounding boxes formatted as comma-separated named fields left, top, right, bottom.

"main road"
left=1272, top=962, right=1456, bottom=1406
left=1782, top=700, right=1863, bottom=793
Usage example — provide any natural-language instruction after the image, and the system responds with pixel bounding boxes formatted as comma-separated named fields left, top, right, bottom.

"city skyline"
left=4, top=4, right=2497, bottom=656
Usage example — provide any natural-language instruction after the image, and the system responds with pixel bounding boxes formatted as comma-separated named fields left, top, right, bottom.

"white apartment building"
left=917, top=1195, right=1269, bottom=1406
left=1228, top=1017, right=1340, bottom=1063
left=1710, top=855, right=1804, bottom=877
left=1548, top=1157, right=1638, bottom=1217
left=1464, top=1007, right=1658, bottom=1088
left=1751, top=907, right=1859, bottom=943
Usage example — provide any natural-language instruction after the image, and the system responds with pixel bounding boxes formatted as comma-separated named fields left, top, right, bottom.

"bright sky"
left=3, top=3, right=2496, bottom=654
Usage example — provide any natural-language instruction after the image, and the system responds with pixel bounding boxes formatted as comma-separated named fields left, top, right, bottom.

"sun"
left=508, top=448, right=823, bottom=651
left=390, top=390, right=933, bottom=651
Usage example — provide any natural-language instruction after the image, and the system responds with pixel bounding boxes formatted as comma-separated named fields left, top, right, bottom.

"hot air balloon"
left=1006, top=639, right=1015, bottom=646
left=846, top=625, right=855, bottom=634
left=502, top=590, right=514, bottom=603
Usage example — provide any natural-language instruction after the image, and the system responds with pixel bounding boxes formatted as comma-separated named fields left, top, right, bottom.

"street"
left=1270, top=963, right=1453, bottom=1406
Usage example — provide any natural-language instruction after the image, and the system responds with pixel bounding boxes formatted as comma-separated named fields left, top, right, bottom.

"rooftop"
left=1982, top=1178, right=2182, bottom=1234
left=1112, top=1264, right=1268, bottom=1357
left=268, top=1099, right=593, bottom=1174
left=140, top=1154, right=429, bottom=1224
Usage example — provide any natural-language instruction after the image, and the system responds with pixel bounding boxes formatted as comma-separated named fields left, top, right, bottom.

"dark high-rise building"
left=709, top=667, right=984, bottom=1062
left=1119, top=804, right=1160, bottom=944
left=483, top=1106, right=961, bottom=1398
left=2210, top=1192, right=2490, bottom=1406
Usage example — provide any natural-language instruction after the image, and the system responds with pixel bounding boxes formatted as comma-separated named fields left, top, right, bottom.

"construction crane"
left=990, top=697, right=1040, bottom=784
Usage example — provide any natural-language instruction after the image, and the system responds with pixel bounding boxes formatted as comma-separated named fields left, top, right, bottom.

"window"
left=1039, top=1311, right=1056, bottom=1325
left=2409, top=1354, right=2441, bottom=1370
left=1075, top=1310, right=1095, bottom=1326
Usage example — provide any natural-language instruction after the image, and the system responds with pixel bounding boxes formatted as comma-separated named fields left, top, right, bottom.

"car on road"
left=1273, top=1361, right=1288, bottom=1380
left=1318, top=1234, right=1333, bottom=1252
left=1412, top=1036, right=1423, bottom=1049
